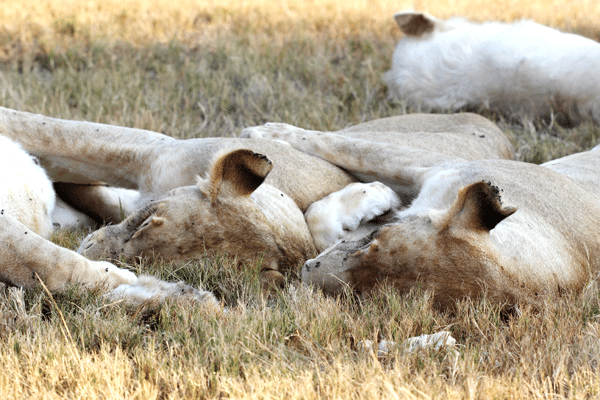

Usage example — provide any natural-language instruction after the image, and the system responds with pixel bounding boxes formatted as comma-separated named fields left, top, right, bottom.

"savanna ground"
left=1, top=0, right=600, bottom=398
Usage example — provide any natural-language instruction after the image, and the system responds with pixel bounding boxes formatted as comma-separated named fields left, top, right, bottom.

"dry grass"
left=1, top=0, right=600, bottom=398
left=1, top=265, right=600, bottom=399
left=3, top=0, right=600, bottom=44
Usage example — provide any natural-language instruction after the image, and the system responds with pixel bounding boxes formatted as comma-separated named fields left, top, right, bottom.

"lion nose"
left=302, top=259, right=320, bottom=273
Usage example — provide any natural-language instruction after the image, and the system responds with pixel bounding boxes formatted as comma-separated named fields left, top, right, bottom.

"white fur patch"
left=0, top=136, right=55, bottom=237
left=240, top=122, right=307, bottom=140
left=305, top=182, right=401, bottom=251
left=51, top=198, right=96, bottom=230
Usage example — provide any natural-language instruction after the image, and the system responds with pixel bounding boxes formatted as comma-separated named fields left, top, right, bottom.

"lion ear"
left=203, top=149, right=273, bottom=202
left=393, top=11, right=439, bottom=37
left=444, top=181, right=517, bottom=232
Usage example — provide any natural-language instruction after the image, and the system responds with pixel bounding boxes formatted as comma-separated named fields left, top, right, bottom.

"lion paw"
left=305, top=182, right=401, bottom=251
left=106, top=275, right=219, bottom=309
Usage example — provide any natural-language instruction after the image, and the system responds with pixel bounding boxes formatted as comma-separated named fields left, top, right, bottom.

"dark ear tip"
left=394, top=12, right=435, bottom=36
left=255, top=152, right=271, bottom=163
left=249, top=151, right=274, bottom=175
left=457, top=181, right=516, bottom=232
left=478, top=181, right=515, bottom=229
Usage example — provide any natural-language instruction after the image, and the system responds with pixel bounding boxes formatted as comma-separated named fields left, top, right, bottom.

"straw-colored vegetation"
left=1, top=0, right=600, bottom=398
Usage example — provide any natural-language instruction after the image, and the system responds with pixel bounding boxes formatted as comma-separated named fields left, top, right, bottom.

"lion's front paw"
left=306, top=182, right=401, bottom=251
left=106, top=275, right=219, bottom=309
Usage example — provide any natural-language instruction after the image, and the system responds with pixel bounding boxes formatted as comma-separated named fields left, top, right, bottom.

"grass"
left=2, top=0, right=600, bottom=398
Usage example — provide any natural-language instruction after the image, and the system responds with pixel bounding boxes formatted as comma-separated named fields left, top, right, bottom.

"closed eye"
left=137, top=217, right=153, bottom=231
left=129, top=216, right=156, bottom=240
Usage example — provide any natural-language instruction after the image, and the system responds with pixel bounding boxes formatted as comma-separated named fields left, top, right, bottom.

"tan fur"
left=240, top=114, right=514, bottom=204
left=0, top=132, right=216, bottom=306
left=0, top=213, right=137, bottom=291
left=0, top=107, right=355, bottom=212
left=80, top=151, right=316, bottom=285
left=242, top=113, right=515, bottom=161
left=257, top=127, right=600, bottom=309
left=0, top=107, right=514, bottom=284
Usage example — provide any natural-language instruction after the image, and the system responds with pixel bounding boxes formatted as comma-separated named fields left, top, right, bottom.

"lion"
left=384, top=11, right=600, bottom=125
left=0, top=107, right=513, bottom=285
left=0, top=133, right=216, bottom=306
left=247, top=126, right=600, bottom=309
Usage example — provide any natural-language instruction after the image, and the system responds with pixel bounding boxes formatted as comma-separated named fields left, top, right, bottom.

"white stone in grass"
left=358, top=331, right=456, bottom=357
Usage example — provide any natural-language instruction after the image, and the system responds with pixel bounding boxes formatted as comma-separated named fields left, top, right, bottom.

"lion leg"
left=0, top=214, right=137, bottom=291
left=0, top=106, right=174, bottom=189
left=52, top=197, right=97, bottom=231
left=0, top=214, right=219, bottom=307
left=54, top=182, right=140, bottom=224
left=241, top=125, right=459, bottom=202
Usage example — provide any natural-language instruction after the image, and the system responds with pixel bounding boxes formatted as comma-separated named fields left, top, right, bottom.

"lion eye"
left=131, top=216, right=164, bottom=240
left=137, top=217, right=153, bottom=231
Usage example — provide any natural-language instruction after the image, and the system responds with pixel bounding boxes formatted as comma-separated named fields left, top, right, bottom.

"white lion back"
left=385, top=11, right=600, bottom=124
left=0, top=136, right=55, bottom=237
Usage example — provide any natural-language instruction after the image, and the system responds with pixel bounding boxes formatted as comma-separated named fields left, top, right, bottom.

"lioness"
left=0, top=134, right=216, bottom=306
left=248, top=127, right=600, bottom=309
left=0, top=107, right=513, bottom=285
left=385, top=11, right=600, bottom=125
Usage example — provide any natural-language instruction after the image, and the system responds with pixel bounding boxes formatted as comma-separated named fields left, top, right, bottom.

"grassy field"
left=1, top=0, right=600, bottom=398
